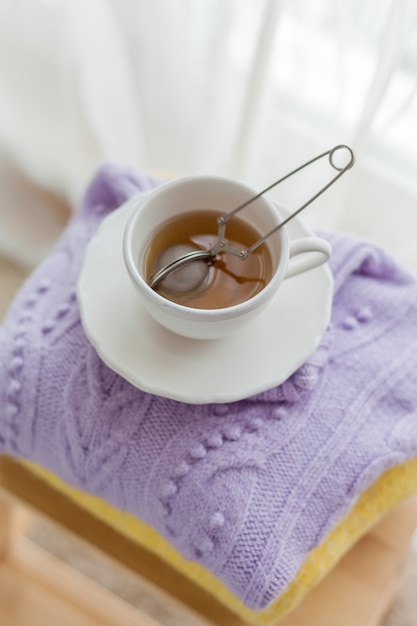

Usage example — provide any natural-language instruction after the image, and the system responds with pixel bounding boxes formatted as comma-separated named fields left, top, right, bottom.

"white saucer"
left=77, top=194, right=333, bottom=404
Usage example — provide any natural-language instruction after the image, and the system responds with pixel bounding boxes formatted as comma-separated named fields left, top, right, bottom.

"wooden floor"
left=1, top=492, right=417, bottom=626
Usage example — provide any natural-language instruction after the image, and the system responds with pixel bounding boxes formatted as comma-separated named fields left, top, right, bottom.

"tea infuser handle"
left=147, top=145, right=354, bottom=292
left=212, top=144, right=355, bottom=259
left=285, top=237, right=332, bottom=279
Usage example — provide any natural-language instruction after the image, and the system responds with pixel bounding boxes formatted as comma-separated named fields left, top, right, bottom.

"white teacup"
left=123, top=175, right=331, bottom=340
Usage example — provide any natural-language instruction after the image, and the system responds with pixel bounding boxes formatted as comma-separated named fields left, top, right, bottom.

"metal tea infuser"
left=149, top=144, right=355, bottom=292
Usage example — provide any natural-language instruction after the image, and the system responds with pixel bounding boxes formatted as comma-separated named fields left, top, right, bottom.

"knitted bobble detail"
left=222, top=425, right=242, bottom=441
left=190, top=444, right=207, bottom=459
left=37, top=279, right=51, bottom=293
left=209, top=511, right=225, bottom=529
left=13, top=338, right=26, bottom=355
left=9, top=318, right=29, bottom=441
left=356, top=306, right=373, bottom=322
left=7, top=380, right=21, bottom=398
left=247, top=417, right=263, bottom=431
left=6, top=404, right=18, bottom=418
left=271, top=406, right=286, bottom=420
left=57, top=303, right=71, bottom=318
left=8, top=357, right=23, bottom=374
left=161, top=481, right=178, bottom=498
left=25, top=294, right=38, bottom=307
left=42, top=321, right=55, bottom=334
left=196, top=513, right=227, bottom=559
left=342, top=316, right=358, bottom=330
left=206, top=434, right=224, bottom=448
left=5, top=278, right=50, bottom=447
left=198, top=537, right=214, bottom=554
left=157, top=501, right=170, bottom=518
left=173, top=461, right=190, bottom=477
left=342, top=307, right=373, bottom=329
left=19, top=314, right=32, bottom=325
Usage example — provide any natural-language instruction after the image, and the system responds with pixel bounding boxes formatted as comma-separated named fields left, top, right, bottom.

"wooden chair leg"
left=0, top=493, right=13, bottom=560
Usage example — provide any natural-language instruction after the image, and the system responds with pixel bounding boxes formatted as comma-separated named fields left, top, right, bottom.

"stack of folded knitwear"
left=1, top=165, right=417, bottom=625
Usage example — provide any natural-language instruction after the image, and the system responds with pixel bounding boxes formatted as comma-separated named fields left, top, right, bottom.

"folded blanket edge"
left=5, top=454, right=417, bottom=626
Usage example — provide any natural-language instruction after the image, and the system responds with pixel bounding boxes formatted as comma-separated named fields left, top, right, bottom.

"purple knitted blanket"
left=1, top=165, right=417, bottom=610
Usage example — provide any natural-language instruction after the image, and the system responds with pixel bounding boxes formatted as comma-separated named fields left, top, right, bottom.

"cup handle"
left=285, top=237, right=332, bottom=279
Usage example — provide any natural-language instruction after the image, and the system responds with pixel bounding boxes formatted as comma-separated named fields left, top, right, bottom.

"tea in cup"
left=143, top=208, right=274, bottom=309
left=123, top=175, right=331, bottom=339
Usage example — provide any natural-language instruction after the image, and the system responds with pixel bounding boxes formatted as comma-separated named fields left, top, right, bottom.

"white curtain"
left=1, top=0, right=417, bottom=269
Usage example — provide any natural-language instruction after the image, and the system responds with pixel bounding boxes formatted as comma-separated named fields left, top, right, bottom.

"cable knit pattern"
left=1, top=164, right=417, bottom=611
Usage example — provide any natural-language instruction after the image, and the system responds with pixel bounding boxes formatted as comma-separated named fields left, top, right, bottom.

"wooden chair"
left=1, top=455, right=417, bottom=626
